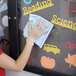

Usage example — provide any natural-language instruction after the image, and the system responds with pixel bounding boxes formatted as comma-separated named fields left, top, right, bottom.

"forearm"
left=0, top=41, right=33, bottom=72
left=0, top=19, right=47, bottom=72
left=15, top=41, right=33, bottom=71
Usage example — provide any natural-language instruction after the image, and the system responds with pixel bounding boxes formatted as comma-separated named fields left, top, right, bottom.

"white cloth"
left=23, top=14, right=54, bottom=48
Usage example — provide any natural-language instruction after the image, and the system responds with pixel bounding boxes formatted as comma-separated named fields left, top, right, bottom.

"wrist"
left=26, top=38, right=35, bottom=46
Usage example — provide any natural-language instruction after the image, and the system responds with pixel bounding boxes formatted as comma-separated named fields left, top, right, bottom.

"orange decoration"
left=41, top=56, right=55, bottom=69
left=65, top=53, right=76, bottom=68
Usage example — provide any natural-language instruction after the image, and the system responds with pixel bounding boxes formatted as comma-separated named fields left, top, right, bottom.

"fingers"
left=35, top=18, right=41, bottom=27
left=41, top=30, right=48, bottom=35
left=41, top=25, right=48, bottom=31
left=38, top=20, right=45, bottom=29
left=28, top=21, right=32, bottom=31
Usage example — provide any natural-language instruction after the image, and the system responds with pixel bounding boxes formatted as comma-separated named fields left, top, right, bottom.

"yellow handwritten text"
left=23, top=0, right=54, bottom=15
left=51, top=15, right=76, bottom=31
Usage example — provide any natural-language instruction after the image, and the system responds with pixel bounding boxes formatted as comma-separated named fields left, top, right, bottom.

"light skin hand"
left=28, top=19, right=48, bottom=41
left=0, top=19, right=48, bottom=72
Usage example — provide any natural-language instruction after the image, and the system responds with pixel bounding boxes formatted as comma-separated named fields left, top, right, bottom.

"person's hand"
left=27, top=19, right=48, bottom=46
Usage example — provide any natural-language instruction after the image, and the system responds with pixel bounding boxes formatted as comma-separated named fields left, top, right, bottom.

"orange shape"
left=65, top=53, right=76, bottom=68
left=41, top=56, right=55, bottom=69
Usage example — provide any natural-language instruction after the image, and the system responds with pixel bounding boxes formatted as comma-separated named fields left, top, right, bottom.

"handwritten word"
left=23, top=0, right=54, bottom=15
left=65, top=41, right=76, bottom=51
left=51, top=15, right=76, bottom=31
left=24, top=0, right=32, bottom=4
left=43, top=44, right=60, bottom=54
